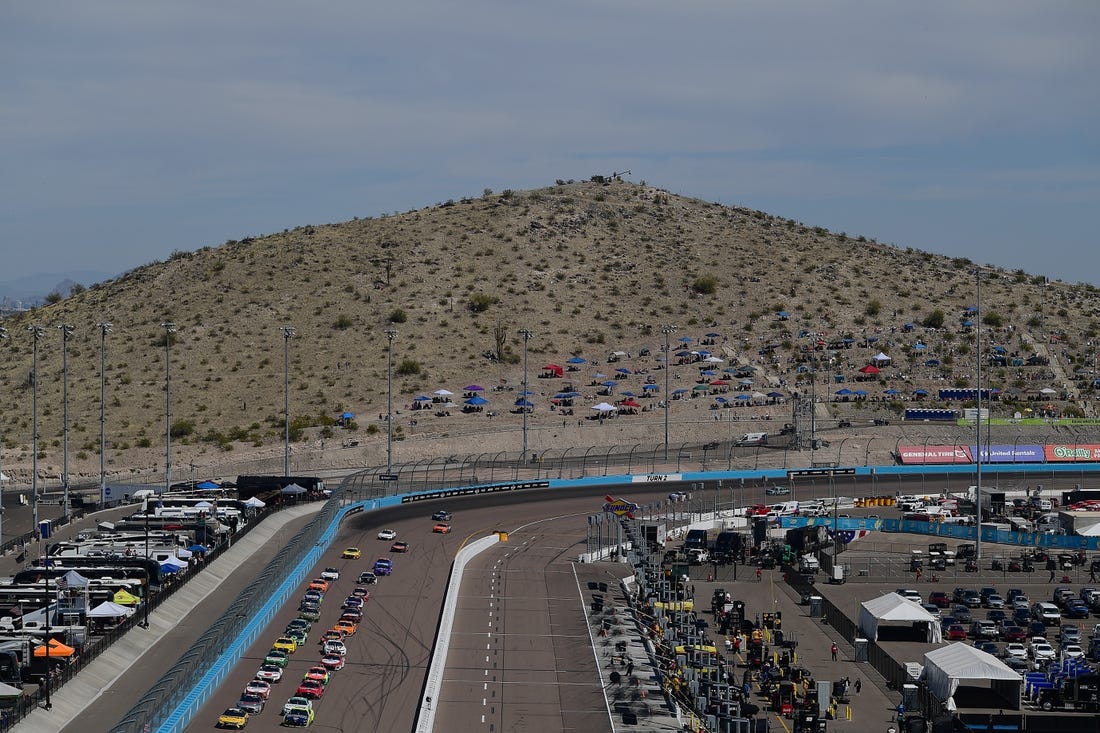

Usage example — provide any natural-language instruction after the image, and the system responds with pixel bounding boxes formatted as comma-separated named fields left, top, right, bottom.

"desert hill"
left=1, top=178, right=1099, bottom=488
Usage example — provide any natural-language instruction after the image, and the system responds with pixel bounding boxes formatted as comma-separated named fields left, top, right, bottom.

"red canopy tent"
left=858, top=365, right=881, bottom=374
left=541, top=364, right=564, bottom=377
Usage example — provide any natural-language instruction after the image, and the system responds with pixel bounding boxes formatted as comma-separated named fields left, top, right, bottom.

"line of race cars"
left=215, top=510, right=454, bottom=728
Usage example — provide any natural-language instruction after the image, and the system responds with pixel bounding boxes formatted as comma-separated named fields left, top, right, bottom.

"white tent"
left=591, top=402, right=618, bottom=412
left=0, top=471, right=9, bottom=483
left=872, top=352, right=892, bottom=363
left=922, top=643, right=1022, bottom=710
left=244, top=496, right=266, bottom=508
left=60, top=570, right=90, bottom=588
left=858, top=592, right=942, bottom=643
left=87, top=601, right=134, bottom=618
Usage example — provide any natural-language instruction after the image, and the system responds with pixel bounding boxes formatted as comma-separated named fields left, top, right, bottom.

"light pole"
left=97, top=323, right=112, bottom=507
left=662, top=325, right=677, bottom=460
left=0, top=327, right=8, bottom=551
left=281, top=327, right=295, bottom=476
left=518, top=328, right=533, bottom=459
left=141, top=496, right=150, bottom=628
left=161, top=322, right=176, bottom=495
left=975, top=272, right=983, bottom=563
left=59, top=323, right=74, bottom=521
left=384, top=328, right=398, bottom=475
left=29, top=325, right=44, bottom=537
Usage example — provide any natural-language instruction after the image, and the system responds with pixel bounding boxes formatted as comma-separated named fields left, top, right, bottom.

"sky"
left=2, top=1, right=1098, bottom=286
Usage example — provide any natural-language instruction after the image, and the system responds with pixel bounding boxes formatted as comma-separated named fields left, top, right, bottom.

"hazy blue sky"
left=2, top=1, right=1097, bottom=285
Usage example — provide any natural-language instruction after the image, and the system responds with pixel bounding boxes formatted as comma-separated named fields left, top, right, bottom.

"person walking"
left=830, top=642, right=839, bottom=661
left=855, top=678, right=862, bottom=694
left=756, top=568, right=762, bottom=582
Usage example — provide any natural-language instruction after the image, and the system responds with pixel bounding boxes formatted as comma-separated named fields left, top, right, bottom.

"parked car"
left=952, top=605, right=973, bottom=623
left=1002, top=626, right=1028, bottom=642
left=970, top=620, right=998, bottom=640
left=1063, top=643, right=1085, bottom=659
left=1030, top=640, right=1056, bottom=662
left=946, top=624, right=968, bottom=641
left=929, top=591, right=951, bottom=608
left=984, top=594, right=1006, bottom=609
left=1060, top=624, right=1082, bottom=645
left=765, top=486, right=791, bottom=496
left=896, top=589, right=923, bottom=604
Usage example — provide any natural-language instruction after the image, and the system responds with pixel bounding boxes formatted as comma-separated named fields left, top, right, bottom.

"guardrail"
left=414, top=533, right=501, bottom=733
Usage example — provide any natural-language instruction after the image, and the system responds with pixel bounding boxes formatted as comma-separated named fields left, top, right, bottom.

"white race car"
left=377, top=529, right=397, bottom=540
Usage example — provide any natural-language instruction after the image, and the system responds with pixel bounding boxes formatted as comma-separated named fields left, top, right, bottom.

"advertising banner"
left=971, top=444, right=1045, bottom=463
left=1044, top=444, right=1100, bottom=462
left=897, top=445, right=973, bottom=464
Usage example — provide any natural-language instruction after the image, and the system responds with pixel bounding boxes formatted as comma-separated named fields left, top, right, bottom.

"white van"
left=736, top=432, right=768, bottom=447
left=770, top=501, right=800, bottom=516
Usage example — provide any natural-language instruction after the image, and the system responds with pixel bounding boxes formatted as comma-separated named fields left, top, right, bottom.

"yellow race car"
left=272, top=636, right=298, bottom=654
left=217, top=707, right=250, bottom=729
left=341, top=547, right=362, bottom=559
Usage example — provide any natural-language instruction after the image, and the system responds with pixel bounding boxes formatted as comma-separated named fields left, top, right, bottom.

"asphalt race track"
left=181, top=484, right=671, bottom=732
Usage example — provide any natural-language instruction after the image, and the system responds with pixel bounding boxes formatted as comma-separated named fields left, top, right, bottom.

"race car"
left=303, top=666, right=331, bottom=686
left=377, top=529, right=397, bottom=540
left=341, top=547, right=362, bottom=559
left=320, top=653, right=346, bottom=671
left=255, top=664, right=284, bottom=683
left=296, top=679, right=325, bottom=700
left=283, top=704, right=315, bottom=727
left=217, top=707, right=250, bottom=729
left=432, top=523, right=452, bottom=534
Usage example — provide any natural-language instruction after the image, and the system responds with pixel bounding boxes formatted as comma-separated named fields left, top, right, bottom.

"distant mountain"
left=0, top=269, right=115, bottom=309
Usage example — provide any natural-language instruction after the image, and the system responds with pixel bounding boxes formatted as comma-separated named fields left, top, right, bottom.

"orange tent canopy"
left=33, top=638, right=74, bottom=657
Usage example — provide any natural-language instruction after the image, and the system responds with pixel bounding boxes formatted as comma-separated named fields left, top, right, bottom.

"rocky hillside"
left=1, top=178, right=1099, bottom=486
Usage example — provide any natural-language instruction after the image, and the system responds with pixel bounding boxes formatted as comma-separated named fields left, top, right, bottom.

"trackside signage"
left=631, top=473, right=683, bottom=483
left=603, top=495, right=640, bottom=518
left=1045, top=444, right=1100, bottom=462
left=898, top=444, right=1047, bottom=465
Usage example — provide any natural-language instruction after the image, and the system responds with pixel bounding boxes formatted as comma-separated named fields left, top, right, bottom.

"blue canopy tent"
left=643, top=384, right=659, bottom=391
left=464, top=395, right=488, bottom=405
left=196, top=480, right=220, bottom=490
left=514, top=398, right=534, bottom=407
left=567, top=356, right=586, bottom=364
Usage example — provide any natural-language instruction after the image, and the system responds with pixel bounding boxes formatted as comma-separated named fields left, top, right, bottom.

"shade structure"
left=280, top=483, right=307, bottom=495
left=196, top=480, right=219, bottom=490
left=87, top=601, right=134, bottom=618
left=463, top=384, right=484, bottom=392
left=591, top=402, right=617, bottom=412
left=244, top=496, right=266, bottom=508
left=34, top=639, right=75, bottom=657
left=858, top=365, right=880, bottom=374
left=464, top=395, right=488, bottom=405
left=514, top=398, right=533, bottom=407
left=188, top=543, right=209, bottom=552
left=567, top=356, right=586, bottom=364
left=433, top=389, right=454, bottom=396
left=113, top=589, right=141, bottom=605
